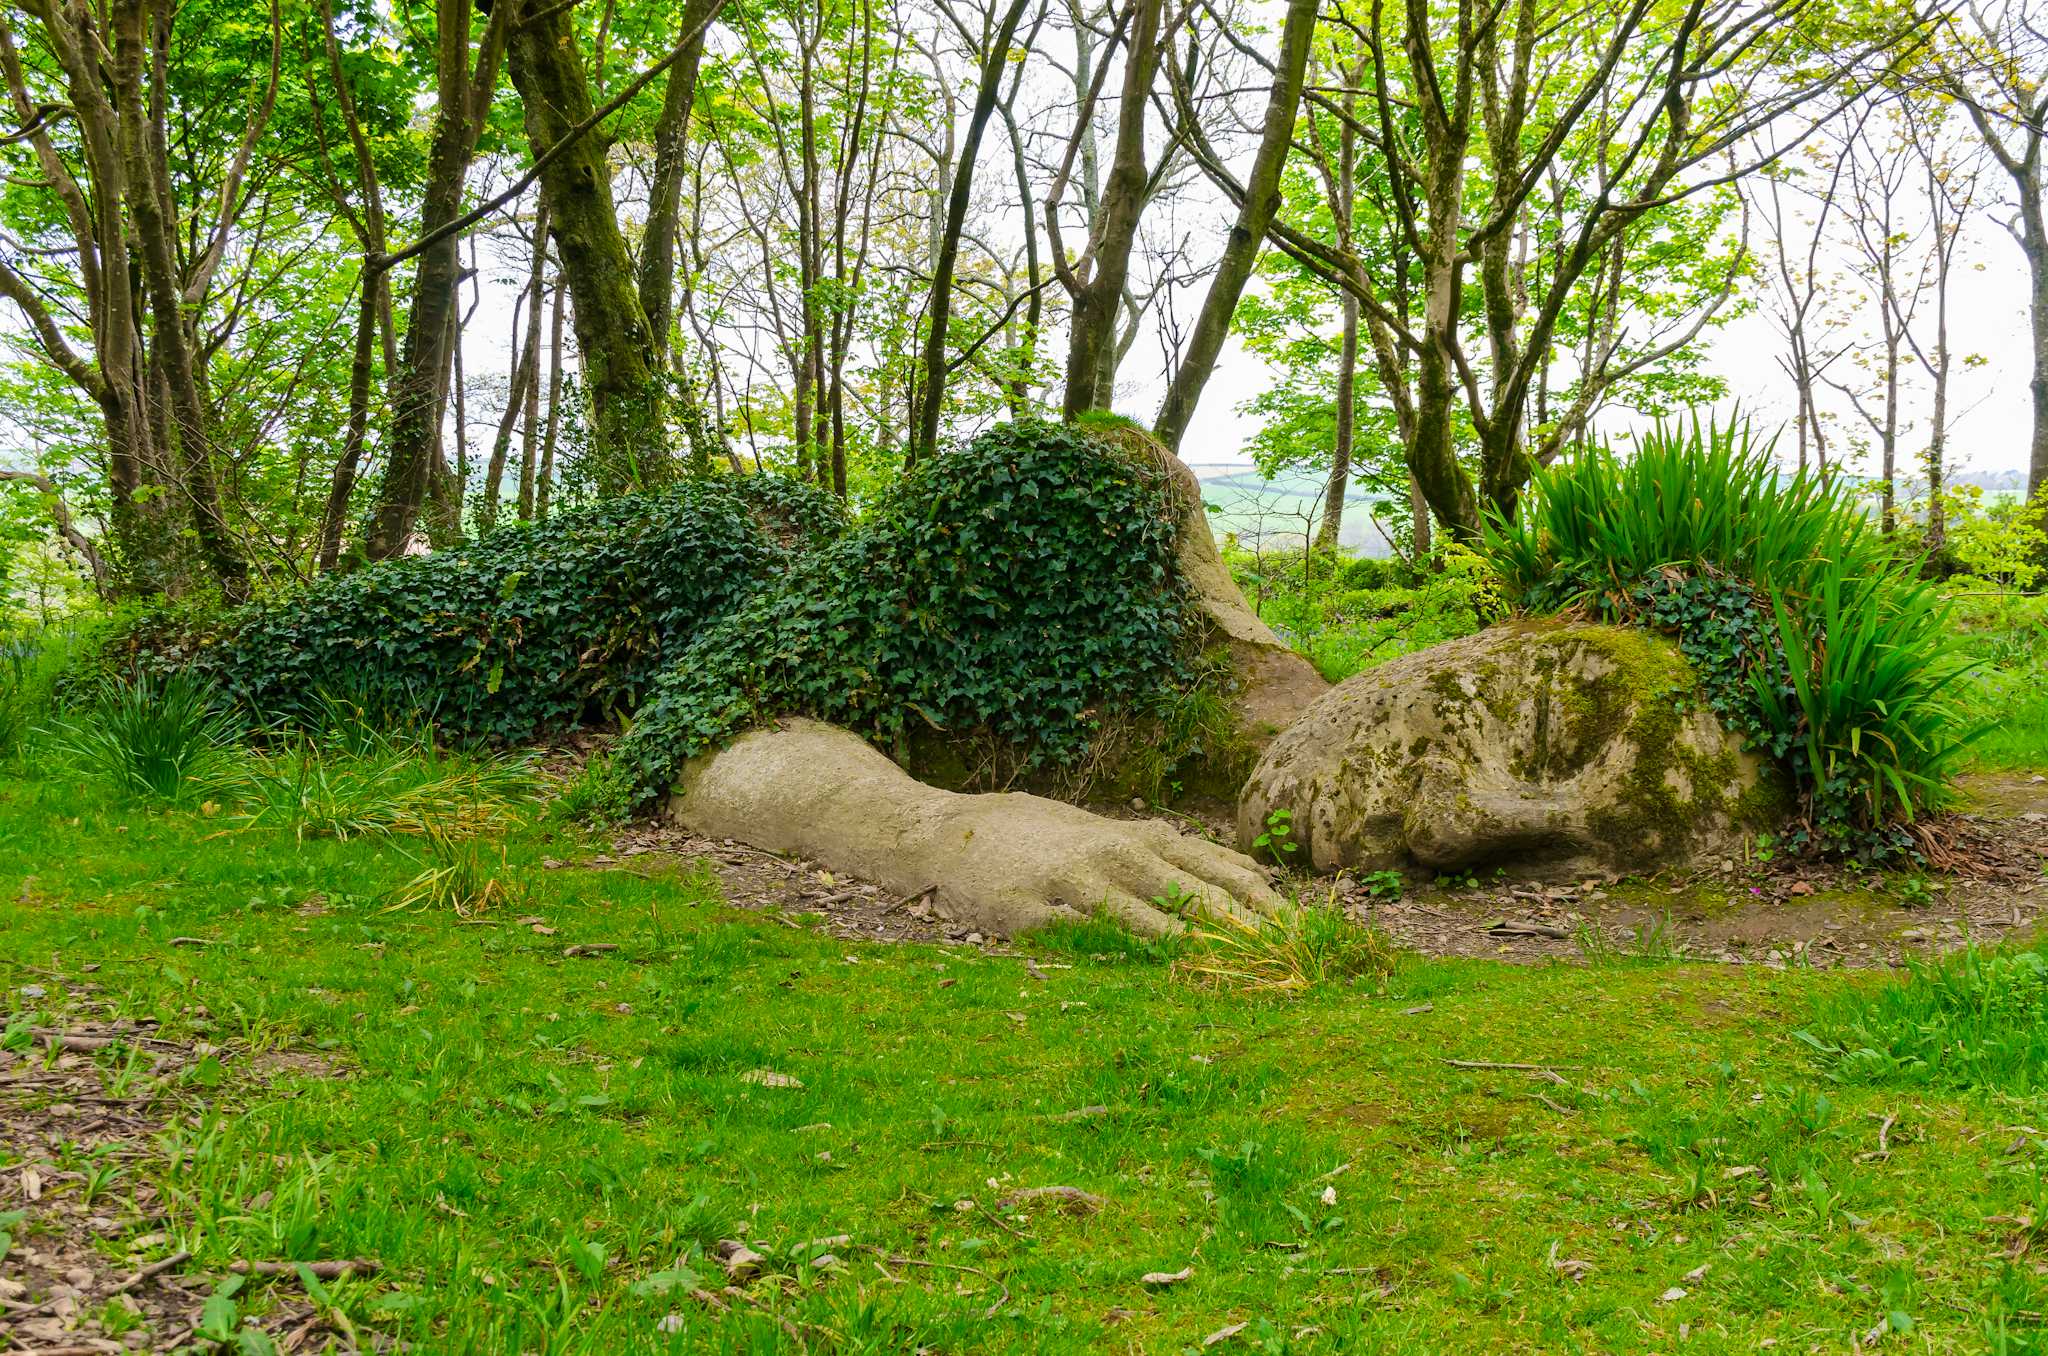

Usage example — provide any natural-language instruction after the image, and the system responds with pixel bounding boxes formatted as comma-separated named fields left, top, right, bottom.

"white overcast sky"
left=451, top=184, right=2036, bottom=486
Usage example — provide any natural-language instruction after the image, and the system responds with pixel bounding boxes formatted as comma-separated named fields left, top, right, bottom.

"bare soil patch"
left=1341, top=772, right=2048, bottom=969
left=0, top=980, right=359, bottom=1353
left=567, top=773, right=2048, bottom=972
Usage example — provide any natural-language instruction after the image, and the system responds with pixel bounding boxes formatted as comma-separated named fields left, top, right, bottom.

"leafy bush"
left=1948, top=586, right=2048, bottom=771
left=1797, top=947, right=2048, bottom=1094
left=615, top=420, right=1195, bottom=803
left=1226, top=542, right=1501, bottom=681
left=0, top=638, right=43, bottom=758
left=42, top=671, right=243, bottom=805
left=0, top=627, right=84, bottom=759
left=97, top=478, right=843, bottom=745
left=551, top=752, right=637, bottom=827
left=1938, top=484, right=2046, bottom=590
left=1487, top=416, right=1975, bottom=858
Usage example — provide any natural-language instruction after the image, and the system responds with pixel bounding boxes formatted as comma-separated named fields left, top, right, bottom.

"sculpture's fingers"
left=1086, top=886, right=1182, bottom=937
left=1148, top=835, right=1290, bottom=917
left=1113, top=856, right=1265, bottom=929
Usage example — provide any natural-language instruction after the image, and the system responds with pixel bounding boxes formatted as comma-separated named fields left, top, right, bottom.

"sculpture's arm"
left=669, top=718, right=1287, bottom=936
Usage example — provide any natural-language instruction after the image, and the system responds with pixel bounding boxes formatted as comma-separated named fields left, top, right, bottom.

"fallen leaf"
left=1141, top=1266, right=1193, bottom=1287
left=1659, top=1286, right=1687, bottom=1303
left=996, top=1186, right=1105, bottom=1216
left=1204, top=1322, right=1248, bottom=1346
left=1546, top=1241, right=1592, bottom=1281
left=714, top=1240, right=764, bottom=1281
left=740, top=1069, right=803, bottom=1089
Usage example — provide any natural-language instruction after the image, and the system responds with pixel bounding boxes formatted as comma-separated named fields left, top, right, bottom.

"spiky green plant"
left=42, top=671, right=243, bottom=805
left=1485, top=415, right=1977, bottom=854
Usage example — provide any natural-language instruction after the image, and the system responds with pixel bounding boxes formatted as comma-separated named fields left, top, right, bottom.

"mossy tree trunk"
left=509, top=0, right=671, bottom=495
left=369, top=0, right=509, bottom=560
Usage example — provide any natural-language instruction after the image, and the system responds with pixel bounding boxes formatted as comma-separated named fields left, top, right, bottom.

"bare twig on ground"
left=1443, top=1059, right=1576, bottom=1086
left=230, top=1258, right=380, bottom=1280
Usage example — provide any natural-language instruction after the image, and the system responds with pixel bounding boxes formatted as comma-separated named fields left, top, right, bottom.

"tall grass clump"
left=228, top=744, right=537, bottom=840
left=1797, top=946, right=2048, bottom=1094
left=1173, top=902, right=1394, bottom=995
left=41, top=670, right=243, bottom=805
left=0, top=629, right=83, bottom=760
left=1486, top=416, right=1976, bottom=859
left=0, top=639, right=40, bottom=758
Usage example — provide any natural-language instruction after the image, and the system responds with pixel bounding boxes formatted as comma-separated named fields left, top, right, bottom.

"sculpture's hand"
left=671, top=717, right=1286, bottom=937
left=920, top=794, right=1287, bottom=936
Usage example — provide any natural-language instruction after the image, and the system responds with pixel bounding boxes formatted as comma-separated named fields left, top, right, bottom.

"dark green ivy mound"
left=614, top=419, right=1195, bottom=803
left=102, top=478, right=845, bottom=744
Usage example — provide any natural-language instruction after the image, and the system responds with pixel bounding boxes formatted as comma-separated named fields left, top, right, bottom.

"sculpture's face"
left=1238, top=623, right=1786, bottom=878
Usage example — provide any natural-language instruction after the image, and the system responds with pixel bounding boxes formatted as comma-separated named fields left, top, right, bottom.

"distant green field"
left=1190, top=465, right=1397, bottom=556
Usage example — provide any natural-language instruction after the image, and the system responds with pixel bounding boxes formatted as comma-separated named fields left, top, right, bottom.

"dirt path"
left=621, top=772, right=2048, bottom=971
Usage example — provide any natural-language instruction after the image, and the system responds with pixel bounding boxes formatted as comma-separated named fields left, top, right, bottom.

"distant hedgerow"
left=1486, top=416, right=1976, bottom=859
left=615, top=419, right=1194, bottom=803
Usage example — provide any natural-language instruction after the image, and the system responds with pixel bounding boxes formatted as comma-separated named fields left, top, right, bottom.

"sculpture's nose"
left=1402, top=753, right=1571, bottom=870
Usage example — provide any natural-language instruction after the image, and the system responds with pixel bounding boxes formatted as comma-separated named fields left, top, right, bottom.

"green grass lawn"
left=4, top=776, right=2047, bottom=1353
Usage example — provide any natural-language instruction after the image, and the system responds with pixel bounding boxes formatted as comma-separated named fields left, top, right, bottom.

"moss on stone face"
left=1568, top=625, right=1790, bottom=864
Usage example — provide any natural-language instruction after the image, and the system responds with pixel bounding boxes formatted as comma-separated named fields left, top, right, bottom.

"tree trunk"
left=520, top=278, right=552, bottom=518
left=2023, top=190, right=2048, bottom=507
left=1927, top=307, right=1948, bottom=554
left=1316, top=291, right=1359, bottom=553
left=368, top=0, right=502, bottom=559
left=480, top=326, right=536, bottom=534
left=112, top=0, right=250, bottom=602
left=481, top=201, right=549, bottom=532
left=1152, top=0, right=1317, bottom=452
left=636, top=0, right=723, bottom=365
left=911, top=0, right=1033, bottom=460
left=537, top=284, right=567, bottom=520
left=1411, top=209, right=1480, bottom=539
left=319, top=277, right=379, bottom=570
left=1062, top=0, right=1162, bottom=418
left=508, top=0, right=668, bottom=494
